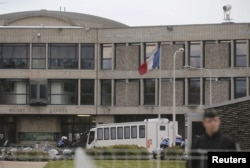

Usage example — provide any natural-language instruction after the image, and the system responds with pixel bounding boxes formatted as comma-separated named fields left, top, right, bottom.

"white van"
left=86, top=118, right=178, bottom=153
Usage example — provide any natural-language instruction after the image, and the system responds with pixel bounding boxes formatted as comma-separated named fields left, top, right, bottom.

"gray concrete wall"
left=161, top=44, right=184, bottom=70
left=115, top=45, right=140, bottom=70
left=115, top=80, right=140, bottom=106
left=204, top=80, right=230, bottom=105
left=161, top=80, right=184, bottom=106
left=95, top=115, right=115, bottom=124
left=205, top=43, right=230, bottom=69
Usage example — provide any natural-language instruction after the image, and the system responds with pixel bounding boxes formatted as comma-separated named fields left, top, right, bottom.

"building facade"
left=0, top=10, right=249, bottom=146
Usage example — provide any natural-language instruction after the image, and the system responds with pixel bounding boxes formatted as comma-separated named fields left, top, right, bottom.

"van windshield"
left=88, top=131, right=95, bottom=144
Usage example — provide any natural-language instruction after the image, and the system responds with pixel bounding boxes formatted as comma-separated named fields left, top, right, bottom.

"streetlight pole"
left=172, top=48, right=184, bottom=146
left=184, top=65, right=212, bottom=105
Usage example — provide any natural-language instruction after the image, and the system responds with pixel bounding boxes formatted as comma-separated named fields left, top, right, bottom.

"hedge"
left=85, top=145, right=149, bottom=160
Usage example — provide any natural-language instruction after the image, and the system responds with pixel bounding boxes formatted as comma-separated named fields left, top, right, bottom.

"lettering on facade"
left=8, top=107, right=68, bottom=113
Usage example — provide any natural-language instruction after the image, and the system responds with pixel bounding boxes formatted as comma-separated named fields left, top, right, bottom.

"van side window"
left=88, top=131, right=95, bottom=144
left=160, top=125, right=166, bottom=131
left=124, top=126, right=130, bottom=139
left=131, top=126, right=137, bottom=139
left=117, top=127, right=123, bottom=139
left=97, top=128, right=103, bottom=140
left=139, top=125, right=145, bottom=138
left=104, top=127, right=109, bottom=140
left=111, top=127, right=116, bottom=140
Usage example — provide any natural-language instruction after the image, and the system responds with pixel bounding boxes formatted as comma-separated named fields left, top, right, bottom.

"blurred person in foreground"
left=186, top=110, right=239, bottom=168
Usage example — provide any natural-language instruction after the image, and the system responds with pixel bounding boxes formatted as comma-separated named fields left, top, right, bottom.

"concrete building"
left=0, top=10, right=249, bottom=147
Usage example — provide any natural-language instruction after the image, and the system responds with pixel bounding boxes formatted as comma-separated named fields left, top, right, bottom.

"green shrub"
left=162, top=146, right=185, bottom=160
left=85, top=145, right=149, bottom=160
left=12, top=151, right=50, bottom=161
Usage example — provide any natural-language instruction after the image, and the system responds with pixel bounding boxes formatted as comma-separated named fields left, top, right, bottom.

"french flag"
left=138, top=48, right=160, bottom=75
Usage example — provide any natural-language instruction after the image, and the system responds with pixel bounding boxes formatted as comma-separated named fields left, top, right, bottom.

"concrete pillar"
left=111, top=43, right=115, bottom=70
left=78, top=79, right=81, bottom=106
left=200, top=78, right=203, bottom=105
left=78, top=43, right=81, bottom=69
left=231, top=77, right=234, bottom=100
left=140, top=79, right=144, bottom=105
left=29, top=43, right=32, bottom=70
left=185, top=41, right=189, bottom=66
left=111, top=79, right=115, bottom=106
left=231, top=40, right=234, bottom=67
left=246, top=40, right=249, bottom=68
left=46, top=43, right=48, bottom=70
left=185, top=78, right=188, bottom=105
left=246, top=77, right=249, bottom=96
left=200, top=41, right=204, bottom=68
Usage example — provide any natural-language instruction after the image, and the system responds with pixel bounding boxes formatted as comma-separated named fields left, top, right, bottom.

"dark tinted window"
left=188, top=78, right=200, bottom=105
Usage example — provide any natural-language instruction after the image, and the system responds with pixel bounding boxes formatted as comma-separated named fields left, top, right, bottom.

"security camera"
left=37, top=33, right=41, bottom=38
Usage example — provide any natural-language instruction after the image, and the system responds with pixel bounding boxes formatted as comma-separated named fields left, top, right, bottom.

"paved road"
left=0, top=161, right=47, bottom=168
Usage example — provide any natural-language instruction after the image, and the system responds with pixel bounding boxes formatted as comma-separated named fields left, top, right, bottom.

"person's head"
left=202, top=110, right=221, bottom=136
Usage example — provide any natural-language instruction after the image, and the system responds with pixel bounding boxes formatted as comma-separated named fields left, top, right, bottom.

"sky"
left=0, top=0, right=250, bottom=26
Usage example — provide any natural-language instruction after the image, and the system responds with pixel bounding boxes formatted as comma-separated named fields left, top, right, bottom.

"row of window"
left=96, top=125, right=146, bottom=141
left=0, top=40, right=248, bottom=70
left=0, top=44, right=94, bottom=69
left=0, top=78, right=248, bottom=105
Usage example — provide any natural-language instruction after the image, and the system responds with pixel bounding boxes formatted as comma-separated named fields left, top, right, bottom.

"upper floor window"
left=101, top=44, right=112, bottom=70
left=235, top=41, right=247, bottom=67
left=48, top=79, right=78, bottom=105
left=189, top=43, right=200, bottom=68
left=81, top=79, right=95, bottom=105
left=48, top=44, right=78, bottom=69
left=101, top=80, right=112, bottom=105
left=32, top=44, right=46, bottom=69
left=144, top=79, right=155, bottom=105
left=145, top=43, right=157, bottom=60
left=188, top=78, right=200, bottom=105
left=235, top=77, right=246, bottom=99
left=0, top=44, right=29, bottom=69
left=0, top=79, right=29, bottom=104
left=81, top=44, right=95, bottom=69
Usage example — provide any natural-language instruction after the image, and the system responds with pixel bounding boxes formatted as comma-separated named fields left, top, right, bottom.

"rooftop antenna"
left=223, top=4, right=232, bottom=22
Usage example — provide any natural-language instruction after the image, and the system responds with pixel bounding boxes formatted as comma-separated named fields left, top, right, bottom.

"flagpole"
left=158, top=44, right=161, bottom=119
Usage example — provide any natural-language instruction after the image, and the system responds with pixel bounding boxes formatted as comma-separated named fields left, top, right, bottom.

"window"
left=145, top=43, right=157, bottom=59
left=0, top=44, right=29, bottom=69
left=104, top=128, right=109, bottom=140
left=32, top=44, right=46, bottom=69
left=235, top=78, right=246, bottom=99
left=88, top=131, right=95, bottom=144
left=189, top=43, right=200, bottom=67
left=111, top=127, right=116, bottom=140
left=188, top=78, right=200, bottom=105
left=97, top=128, right=103, bottom=140
left=48, top=80, right=78, bottom=105
left=29, top=80, right=48, bottom=105
left=117, top=127, right=123, bottom=139
left=101, top=44, right=112, bottom=70
left=101, top=80, right=112, bottom=105
left=81, top=44, right=94, bottom=69
left=139, top=125, right=145, bottom=138
left=144, top=79, right=155, bottom=105
left=235, top=41, right=247, bottom=67
left=160, top=126, right=166, bottom=131
left=48, top=44, right=78, bottom=69
left=131, top=126, right=137, bottom=139
left=0, top=79, right=29, bottom=104
left=81, top=80, right=94, bottom=105
left=124, top=126, right=130, bottom=139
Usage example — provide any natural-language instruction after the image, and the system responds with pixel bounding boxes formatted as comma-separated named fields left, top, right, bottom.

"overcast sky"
left=0, top=0, right=250, bottom=26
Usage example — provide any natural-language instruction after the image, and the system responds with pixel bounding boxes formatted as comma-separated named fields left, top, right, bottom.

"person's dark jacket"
left=186, top=131, right=237, bottom=168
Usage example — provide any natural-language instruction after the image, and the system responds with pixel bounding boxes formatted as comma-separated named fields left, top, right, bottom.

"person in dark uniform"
left=186, top=110, right=238, bottom=168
